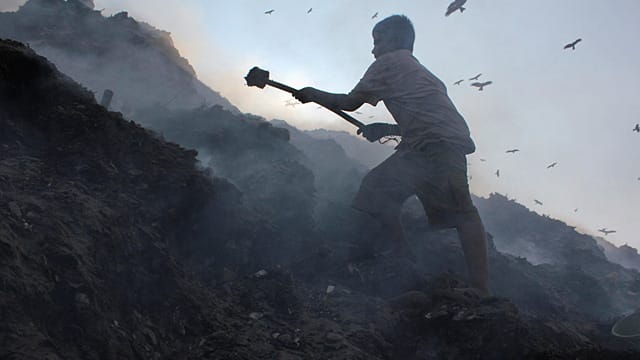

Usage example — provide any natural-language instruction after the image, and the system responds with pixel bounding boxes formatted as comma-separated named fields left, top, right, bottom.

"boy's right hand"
left=357, top=123, right=396, bottom=142
left=293, top=87, right=318, bottom=104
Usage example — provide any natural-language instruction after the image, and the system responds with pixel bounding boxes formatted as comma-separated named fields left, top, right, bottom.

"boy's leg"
left=456, top=211, right=490, bottom=296
left=351, top=151, right=415, bottom=260
left=351, top=210, right=414, bottom=261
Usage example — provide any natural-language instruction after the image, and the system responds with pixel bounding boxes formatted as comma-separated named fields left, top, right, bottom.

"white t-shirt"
left=350, top=49, right=475, bottom=154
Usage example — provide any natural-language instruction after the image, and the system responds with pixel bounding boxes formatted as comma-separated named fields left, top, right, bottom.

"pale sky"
left=3, top=1, right=640, bottom=248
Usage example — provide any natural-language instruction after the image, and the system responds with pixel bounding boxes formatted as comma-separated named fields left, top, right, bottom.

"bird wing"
left=445, top=2, right=458, bottom=16
left=482, top=81, right=493, bottom=86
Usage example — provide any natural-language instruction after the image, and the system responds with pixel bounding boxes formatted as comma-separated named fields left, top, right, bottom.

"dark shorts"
left=352, top=142, right=477, bottom=228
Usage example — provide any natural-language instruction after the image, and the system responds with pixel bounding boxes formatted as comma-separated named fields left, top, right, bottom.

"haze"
left=3, top=0, right=638, bottom=248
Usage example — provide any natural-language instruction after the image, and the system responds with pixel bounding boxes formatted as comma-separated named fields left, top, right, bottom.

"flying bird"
left=454, top=79, right=464, bottom=85
left=574, top=208, right=578, bottom=212
left=307, top=8, right=313, bottom=14
left=479, top=158, right=487, bottom=162
left=469, top=73, right=482, bottom=81
left=264, top=9, right=274, bottom=15
left=534, top=199, right=543, bottom=205
left=445, top=0, right=467, bottom=16
left=372, top=12, right=378, bottom=19
left=546, top=162, right=557, bottom=169
left=563, top=38, right=582, bottom=50
left=495, top=169, right=500, bottom=177
left=633, top=123, right=639, bottom=132
left=471, top=81, right=492, bottom=91
left=598, top=228, right=616, bottom=235
left=506, top=149, right=520, bottom=154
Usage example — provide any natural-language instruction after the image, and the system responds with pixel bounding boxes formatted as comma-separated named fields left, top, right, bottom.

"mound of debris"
left=0, top=38, right=272, bottom=359
left=2, top=27, right=640, bottom=360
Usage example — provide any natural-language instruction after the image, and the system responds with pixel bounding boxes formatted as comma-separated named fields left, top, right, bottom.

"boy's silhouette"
left=294, top=15, right=489, bottom=296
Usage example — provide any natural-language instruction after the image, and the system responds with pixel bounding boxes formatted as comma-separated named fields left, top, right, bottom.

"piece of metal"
left=612, top=311, right=640, bottom=338
left=100, top=89, right=114, bottom=109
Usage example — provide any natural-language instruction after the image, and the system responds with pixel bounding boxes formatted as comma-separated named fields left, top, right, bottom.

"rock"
left=325, top=332, right=343, bottom=343
left=74, top=292, right=90, bottom=305
left=8, top=201, right=22, bottom=218
left=254, top=269, right=268, bottom=278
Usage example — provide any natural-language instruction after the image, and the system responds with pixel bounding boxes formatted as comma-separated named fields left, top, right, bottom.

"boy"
left=294, top=15, right=489, bottom=296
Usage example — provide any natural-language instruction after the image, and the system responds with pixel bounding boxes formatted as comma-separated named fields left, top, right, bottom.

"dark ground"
left=2, top=38, right=640, bottom=360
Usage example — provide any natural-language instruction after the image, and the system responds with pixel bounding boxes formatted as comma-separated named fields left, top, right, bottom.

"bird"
left=534, top=199, right=543, bottom=205
left=633, top=123, right=639, bottom=132
left=574, top=208, right=578, bottom=212
left=563, top=38, right=582, bottom=50
left=471, top=81, right=492, bottom=91
left=479, top=158, right=487, bottom=162
left=372, top=12, right=378, bottom=19
left=598, top=228, right=616, bottom=235
left=469, top=73, right=482, bottom=81
left=264, top=9, right=274, bottom=15
left=546, top=162, right=557, bottom=169
left=506, top=149, right=520, bottom=154
left=445, top=0, right=467, bottom=16
left=354, top=111, right=363, bottom=114
left=495, top=169, right=500, bottom=177
left=307, top=8, right=312, bottom=14
left=454, top=79, right=464, bottom=85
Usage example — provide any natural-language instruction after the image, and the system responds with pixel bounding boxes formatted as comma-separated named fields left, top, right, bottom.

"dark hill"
left=0, top=0, right=238, bottom=114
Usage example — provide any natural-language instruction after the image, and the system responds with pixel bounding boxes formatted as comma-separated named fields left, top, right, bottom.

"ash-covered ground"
left=1, top=1, right=640, bottom=359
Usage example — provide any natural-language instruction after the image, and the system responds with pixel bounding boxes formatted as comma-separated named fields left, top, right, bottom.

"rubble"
left=2, top=4, right=640, bottom=358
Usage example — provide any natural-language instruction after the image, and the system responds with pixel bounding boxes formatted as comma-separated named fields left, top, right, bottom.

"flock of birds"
left=261, top=1, right=638, bottom=238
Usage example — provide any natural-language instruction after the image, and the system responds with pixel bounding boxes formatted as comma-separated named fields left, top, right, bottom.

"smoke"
left=0, top=0, right=24, bottom=12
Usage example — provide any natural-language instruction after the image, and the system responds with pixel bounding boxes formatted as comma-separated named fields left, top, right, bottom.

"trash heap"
left=2, top=5, right=640, bottom=358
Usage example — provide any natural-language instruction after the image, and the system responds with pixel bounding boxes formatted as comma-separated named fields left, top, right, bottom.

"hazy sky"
left=3, top=1, right=639, bottom=248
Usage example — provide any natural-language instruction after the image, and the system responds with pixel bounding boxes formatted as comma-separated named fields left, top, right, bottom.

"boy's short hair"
left=373, top=15, right=415, bottom=52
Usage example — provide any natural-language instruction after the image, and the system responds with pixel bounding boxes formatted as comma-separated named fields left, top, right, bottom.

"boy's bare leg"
left=456, top=212, right=490, bottom=296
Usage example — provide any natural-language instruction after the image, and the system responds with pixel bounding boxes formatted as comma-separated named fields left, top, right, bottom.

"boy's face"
left=371, top=30, right=396, bottom=59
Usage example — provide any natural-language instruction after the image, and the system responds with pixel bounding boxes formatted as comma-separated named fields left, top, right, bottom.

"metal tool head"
left=245, top=67, right=270, bottom=89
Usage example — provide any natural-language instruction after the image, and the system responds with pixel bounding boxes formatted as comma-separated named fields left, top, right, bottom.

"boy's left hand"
left=357, top=123, right=395, bottom=142
left=293, top=87, right=318, bottom=104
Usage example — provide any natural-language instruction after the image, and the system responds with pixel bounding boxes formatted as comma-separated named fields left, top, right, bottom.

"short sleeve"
left=349, top=60, right=386, bottom=106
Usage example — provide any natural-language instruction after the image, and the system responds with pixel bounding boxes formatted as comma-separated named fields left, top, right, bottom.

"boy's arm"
left=294, top=87, right=366, bottom=112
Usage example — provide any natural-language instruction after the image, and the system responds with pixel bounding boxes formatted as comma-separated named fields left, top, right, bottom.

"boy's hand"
left=293, top=87, right=318, bottom=104
left=357, top=123, right=397, bottom=142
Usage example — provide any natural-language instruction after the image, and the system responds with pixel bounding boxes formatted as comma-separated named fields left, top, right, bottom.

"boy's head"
left=371, top=15, right=415, bottom=58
